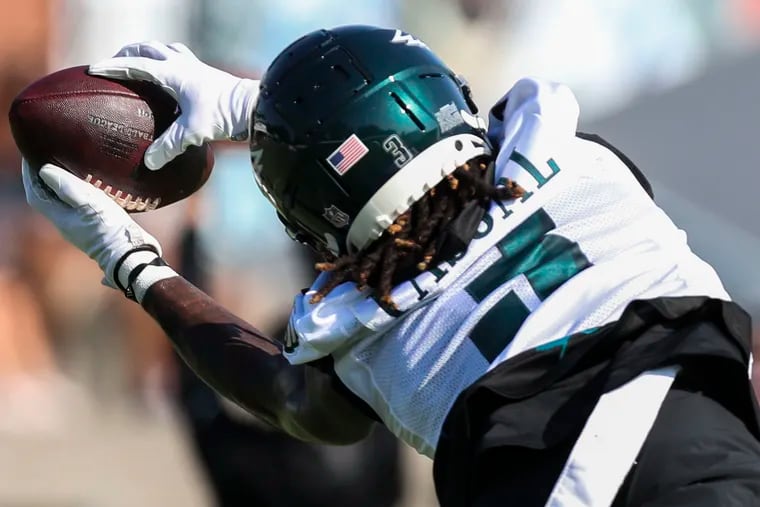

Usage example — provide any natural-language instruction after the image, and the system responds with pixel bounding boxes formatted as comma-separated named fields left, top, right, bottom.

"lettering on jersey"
left=410, top=250, right=464, bottom=301
left=382, top=134, right=413, bottom=168
left=473, top=213, right=494, bottom=239
left=390, top=29, right=428, bottom=49
left=491, top=198, right=513, bottom=220
left=472, top=151, right=565, bottom=240
left=435, top=102, right=465, bottom=133
left=323, top=205, right=350, bottom=229
left=505, top=151, right=561, bottom=201
left=409, top=279, right=429, bottom=300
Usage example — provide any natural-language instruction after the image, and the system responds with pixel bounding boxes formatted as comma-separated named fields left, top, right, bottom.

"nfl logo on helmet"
left=323, top=205, right=350, bottom=228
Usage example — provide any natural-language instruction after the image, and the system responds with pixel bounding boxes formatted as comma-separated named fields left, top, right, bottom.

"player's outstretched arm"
left=22, top=161, right=374, bottom=444
left=141, top=276, right=375, bottom=444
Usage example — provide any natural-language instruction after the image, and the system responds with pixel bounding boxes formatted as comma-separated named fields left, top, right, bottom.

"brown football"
left=8, top=65, right=214, bottom=212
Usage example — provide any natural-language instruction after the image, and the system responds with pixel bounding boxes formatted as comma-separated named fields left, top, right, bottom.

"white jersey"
left=284, top=78, right=730, bottom=457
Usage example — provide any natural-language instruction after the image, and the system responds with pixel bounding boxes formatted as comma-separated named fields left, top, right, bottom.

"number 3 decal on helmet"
left=382, top=135, right=413, bottom=168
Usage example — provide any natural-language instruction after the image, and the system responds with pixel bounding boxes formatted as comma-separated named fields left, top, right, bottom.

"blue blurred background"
left=1, top=1, right=759, bottom=505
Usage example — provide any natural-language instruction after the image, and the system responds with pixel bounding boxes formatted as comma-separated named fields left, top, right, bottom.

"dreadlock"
left=312, top=156, right=525, bottom=308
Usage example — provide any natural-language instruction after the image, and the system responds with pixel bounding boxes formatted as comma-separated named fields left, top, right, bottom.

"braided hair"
left=311, top=156, right=525, bottom=308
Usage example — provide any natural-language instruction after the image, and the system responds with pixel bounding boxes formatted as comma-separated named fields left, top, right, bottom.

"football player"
left=23, top=26, right=760, bottom=506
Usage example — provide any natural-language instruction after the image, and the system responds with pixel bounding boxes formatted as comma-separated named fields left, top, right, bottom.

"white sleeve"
left=282, top=274, right=368, bottom=365
left=487, top=77, right=580, bottom=189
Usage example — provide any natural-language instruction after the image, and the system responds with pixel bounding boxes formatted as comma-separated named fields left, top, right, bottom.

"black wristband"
left=123, top=256, right=169, bottom=302
left=112, top=244, right=162, bottom=294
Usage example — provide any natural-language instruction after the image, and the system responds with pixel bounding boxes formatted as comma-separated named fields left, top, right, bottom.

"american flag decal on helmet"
left=326, top=134, right=369, bottom=175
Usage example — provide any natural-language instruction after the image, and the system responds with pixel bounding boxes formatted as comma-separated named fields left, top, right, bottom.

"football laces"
left=85, top=173, right=161, bottom=212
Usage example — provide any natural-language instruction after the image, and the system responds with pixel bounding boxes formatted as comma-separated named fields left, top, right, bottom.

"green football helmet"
left=250, top=25, right=491, bottom=256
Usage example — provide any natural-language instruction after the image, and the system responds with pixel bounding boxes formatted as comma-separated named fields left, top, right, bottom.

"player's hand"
left=22, top=160, right=165, bottom=293
left=89, top=41, right=259, bottom=170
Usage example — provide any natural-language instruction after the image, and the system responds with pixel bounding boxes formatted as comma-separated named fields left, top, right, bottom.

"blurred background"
left=1, top=1, right=759, bottom=506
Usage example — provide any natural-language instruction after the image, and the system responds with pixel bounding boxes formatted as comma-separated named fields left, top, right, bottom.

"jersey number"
left=409, top=149, right=585, bottom=361
left=463, top=208, right=590, bottom=362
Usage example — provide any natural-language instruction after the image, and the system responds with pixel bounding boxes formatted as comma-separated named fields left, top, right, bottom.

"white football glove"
left=22, top=160, right=176, bottom=302
left=89, top=41, right=259, bottom=170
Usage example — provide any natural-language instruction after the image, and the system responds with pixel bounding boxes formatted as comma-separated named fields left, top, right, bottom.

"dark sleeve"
left=576, top=132, right=654, bottom=199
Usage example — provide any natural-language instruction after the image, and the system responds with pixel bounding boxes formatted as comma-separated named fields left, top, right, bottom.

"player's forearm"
left=139, top=275, right=292, bottom=427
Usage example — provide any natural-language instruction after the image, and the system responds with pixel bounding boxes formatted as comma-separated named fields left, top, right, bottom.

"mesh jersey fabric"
left=283, top=77, right=730, bottom=457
